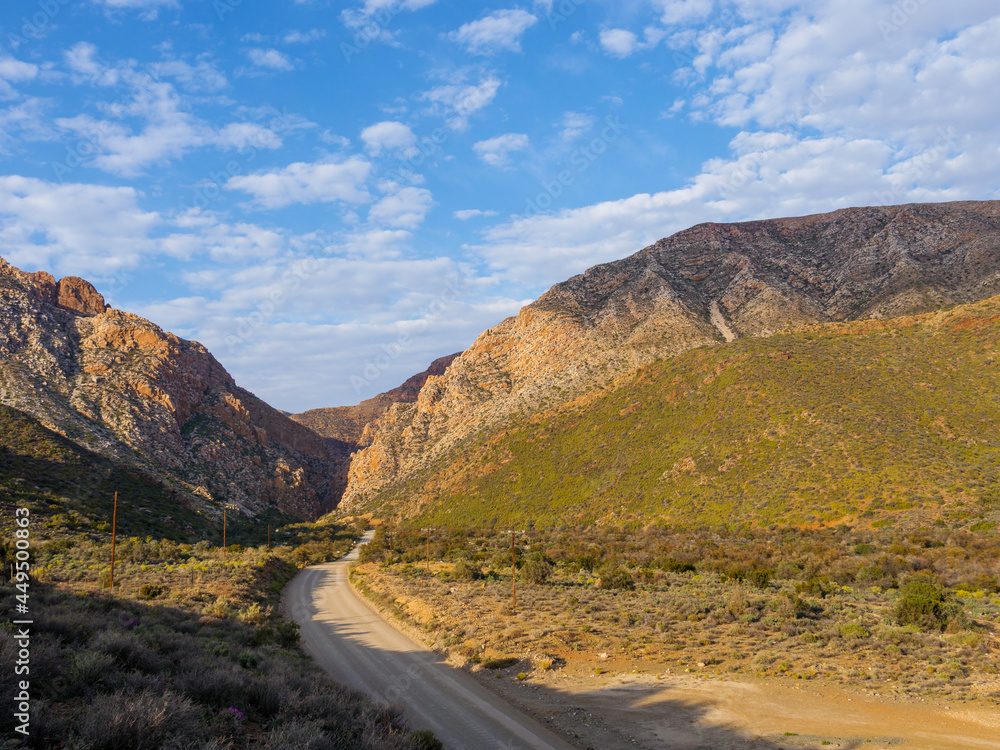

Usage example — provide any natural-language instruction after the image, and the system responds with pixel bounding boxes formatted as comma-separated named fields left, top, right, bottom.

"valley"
left=5, top=200, right=1000, bottom=748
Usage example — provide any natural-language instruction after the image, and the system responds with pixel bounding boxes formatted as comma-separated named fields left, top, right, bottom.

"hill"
left=0, top=256, right=340, bottom=533
left=340, top=201, right=1000, bottom=529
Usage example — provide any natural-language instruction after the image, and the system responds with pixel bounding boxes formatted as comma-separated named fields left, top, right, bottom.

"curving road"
left=282, top=532, right=579, bottom=750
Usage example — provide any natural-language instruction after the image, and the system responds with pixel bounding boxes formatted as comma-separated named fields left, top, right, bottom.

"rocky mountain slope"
left=291, top=353, right=460, bottom=449
left=0, top=257, right=340, bottom=525
left=342, top=200, right=1000, bottom=510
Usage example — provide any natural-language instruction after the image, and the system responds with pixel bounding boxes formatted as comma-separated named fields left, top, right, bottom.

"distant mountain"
left=291, top=353, right=460, bottom=449
left=341, top=201, right=1000, bottom=514
left=0, top=257, right=340, bottom=526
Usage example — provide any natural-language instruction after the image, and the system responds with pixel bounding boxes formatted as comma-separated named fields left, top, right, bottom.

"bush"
left=77, top=688, right=199, bottom=749
left=481, top=656, right=519, bottom=670
left=596, top=567, right=635, bottom=590
left=520, top=558, right=552, bottom=585
left=895, top=576, right=965, bottom=632
left=451, top=559, right=482, bottom=581
left=137, top=584, right=165, bottom=600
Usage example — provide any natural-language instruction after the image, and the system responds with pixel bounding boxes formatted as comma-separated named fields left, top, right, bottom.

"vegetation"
left=351, top=523, right=1000, bottom=702
left=358, top=297, right=1000, bottom=532
left=0, top=515, right=438, bottom=748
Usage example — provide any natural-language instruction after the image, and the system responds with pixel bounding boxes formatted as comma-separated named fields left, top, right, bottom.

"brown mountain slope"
left=342, top=200, right=1000, bottom=509
left=291, top=353, right=460, bottom=447
left=0, top=256, right=338, bottom=522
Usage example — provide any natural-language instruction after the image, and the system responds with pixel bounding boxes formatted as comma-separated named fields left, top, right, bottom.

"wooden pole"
left=223, top=508, right=227, bottom=559
left=267, top=524, right=270, bottom=550
left=511, top=530, right=516, bottom=612
left=109, top=492, right=118, bottom=591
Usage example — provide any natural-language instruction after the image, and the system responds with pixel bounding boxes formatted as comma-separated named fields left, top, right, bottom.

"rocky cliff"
left=291, top=353, right=460, bottom=448
left=341, top=200, right=1000, bottom=509
left=0, top=257, right=339, bottom=523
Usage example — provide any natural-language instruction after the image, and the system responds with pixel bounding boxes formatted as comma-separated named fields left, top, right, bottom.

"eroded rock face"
left=0, top=257, right=336, bottom=521
left=342, top=200, right=1000, bottom=508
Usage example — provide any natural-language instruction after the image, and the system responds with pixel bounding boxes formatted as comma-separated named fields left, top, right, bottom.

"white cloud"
left=0, top=55, right=39, bottom=83
left=600, top=26, right=667, bottom=58
left=422, top=76, right=503, bottom=130
left=283, top=29, right=327, bottom=44
left=468, top=126, right=997, bottom=284
left=448, top=9, right=538, bottom=54
left=361, top=121, right=417, bottom=155
left=0, top=176, right=159, bottom=274
left=454, top=209, right=499, bottom=220
left=559, top=112, right=595, bottom=142
left=92, top=0, right=179, bottom=18
left=368, top=187, right=434, bottom=228
left=227, top=158, right=373, bottom=209
left=247, top=48, right=294, bottom=71
left=473, top=133, right=530, bottom=168
left=600, top=29, right=639, bottom=58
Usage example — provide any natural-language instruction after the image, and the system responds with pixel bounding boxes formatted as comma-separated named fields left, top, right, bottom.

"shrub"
left=894, top=576, right=965, bottom=632
left=137, top=584, right=165, bottom=600
left=481, top=656, right=519, bottom=670
left=596, top=567, right=635, bottom=590
left=77, top=688, right=199, bottom=749
left=838, top=622, right=870, bottom=640
left=451, top=559, right=481, bottom=581
left=520, top=558, right=552, bottom=585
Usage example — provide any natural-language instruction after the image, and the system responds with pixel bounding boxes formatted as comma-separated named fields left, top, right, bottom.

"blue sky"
left=1, top=1, right=998, bottom=412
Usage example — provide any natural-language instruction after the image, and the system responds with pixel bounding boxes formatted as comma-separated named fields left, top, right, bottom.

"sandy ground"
left=475, top=656, right=1000, bottom=750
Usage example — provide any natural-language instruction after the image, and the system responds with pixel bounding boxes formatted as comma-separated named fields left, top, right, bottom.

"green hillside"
left=0, top=404, right=211, bottom=541
left=368, top=297, right=1000, bottom=531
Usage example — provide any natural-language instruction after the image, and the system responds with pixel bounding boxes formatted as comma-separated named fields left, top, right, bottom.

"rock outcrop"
left=341, top=200, right=1000, bottom=508
left=0, top=257, right=337, bottom=521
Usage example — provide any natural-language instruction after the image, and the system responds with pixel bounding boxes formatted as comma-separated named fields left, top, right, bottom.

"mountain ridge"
left=0, top=256, right=339, bottom=523
left=341, top=200, right=1000, bottom=511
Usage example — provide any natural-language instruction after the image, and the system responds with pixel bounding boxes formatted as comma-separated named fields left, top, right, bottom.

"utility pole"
left=267, top=524, right=270, bottom=550
left=109, top=491, right=118, bottom=592
left=507, top=530, right=525, bottom=611
left=421, top=527, right=435, bottom=572
left=223, top=507, right=227, bottom=559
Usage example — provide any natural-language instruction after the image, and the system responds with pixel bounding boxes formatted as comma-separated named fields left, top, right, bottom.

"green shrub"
left=894, top=576, right=965, bottom=632
left=451, top=559, right=482, bottom=581
left=520, top=558, right=553, bottom=585
left=596, top=567, right=635, bottom=590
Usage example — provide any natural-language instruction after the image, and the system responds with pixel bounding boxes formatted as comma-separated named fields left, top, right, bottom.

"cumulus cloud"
left=246, top=48, right=294, bottom=71
left=368, top=186, right=434, bottom=228
left=454, top=209, right=499, bottom=220
left=422, top=76, right=503, bottom=130
left=227, top=158, right=373, bottom=208
left=473, top=133, right=530, bottom=168
left=361, top=121, right=418, bottom=155
left=0, top=176, right=160, bottom=274
left=600, top=29, right=639, bottom=58
left=448, top=9, right=538, bottom=54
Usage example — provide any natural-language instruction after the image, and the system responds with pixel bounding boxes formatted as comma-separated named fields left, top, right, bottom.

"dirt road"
left=282, top=533, right=578, bottom=750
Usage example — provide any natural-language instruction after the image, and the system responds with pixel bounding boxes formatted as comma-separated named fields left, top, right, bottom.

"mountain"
left=341, top=200, right=1000, bottom=514
left=0, top=257, right=339, bottom=527
left=291, top=353, right=460, bottom=450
